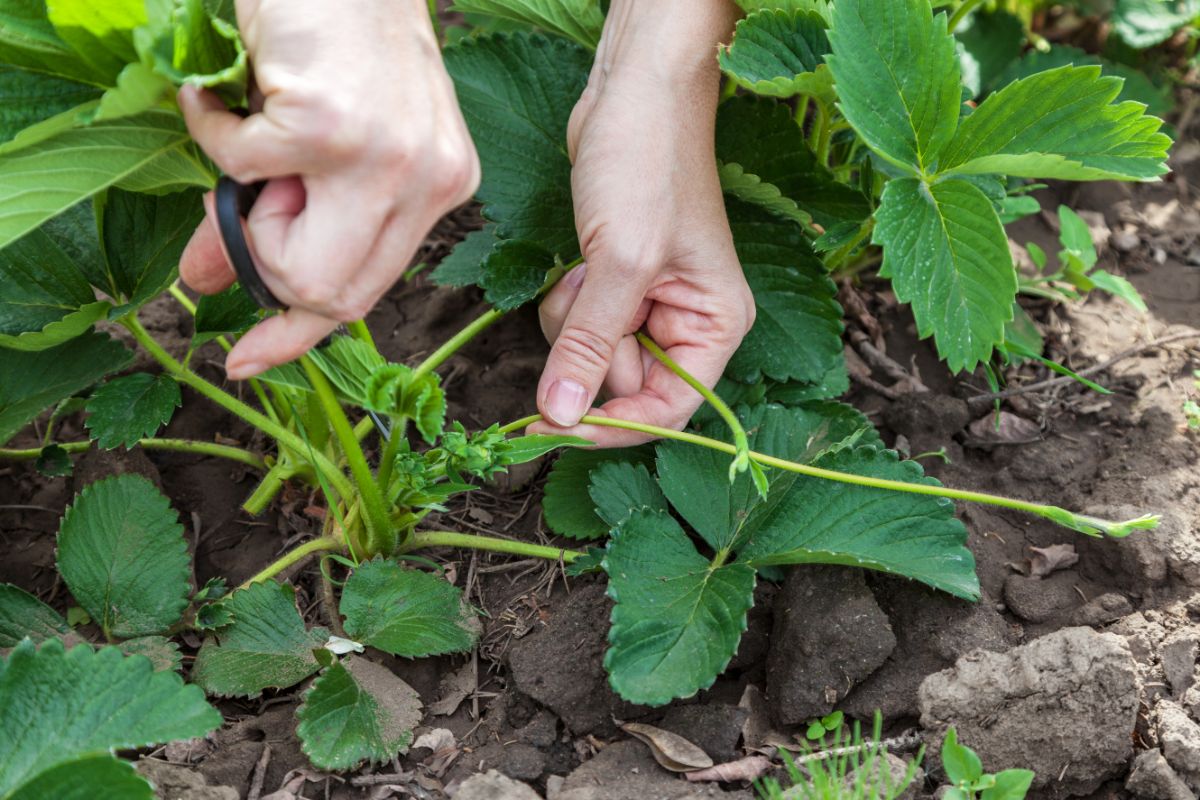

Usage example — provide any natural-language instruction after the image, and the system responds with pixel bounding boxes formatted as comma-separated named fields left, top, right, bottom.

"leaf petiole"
left=0, top=438, right=267, bottom=470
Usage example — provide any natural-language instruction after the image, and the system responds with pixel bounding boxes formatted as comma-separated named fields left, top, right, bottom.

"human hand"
left=178, top=0, right=479, bottom=379
left=531, top=0, right=751, bottom=446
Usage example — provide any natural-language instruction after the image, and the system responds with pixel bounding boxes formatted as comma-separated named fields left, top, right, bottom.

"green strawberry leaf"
left=992, top=45, right=1173, bottom=117
left=874, top=177, right=1016, bottom=373
left=193, top=283, right=262, bottom=345
left=8, top=754, right=153, bottom=800
left=57, top=474, right=190, bottom=638
left=136, top=0, right=247, bottom=104
left=296, top=657, right=422, bottom=771
left=826, top=0, right=961, bottom=174
left=480, top=238, right=557, bottom=311
left=589, top=460, right=668, bottom=530
left=340, top=559, right=480, bottom=658
left=85, top=372, right=181, bottom=449
left=36, top=444, right=73, bottom=477
left=954, top=10, right=1024, bottom=97
left=0, top=202, right=110, bottom=351
left=1112, top=0, right=1199, bottom=48
left=0, top=66, right=100, bottom=143
left=308, top=335, right=386, bottom=404
left=603, top=509, right=756, bottom=705
left=718, top=161, right=815, bottom=229
left=939, top=65, right=1172, bottom=181
left=717, top=8, right=829, bottom=98
left=725, top=198, right=844, bottom=385
left=45, top=0, right=144, bottom=86
left=0, top=583, right=69, bottom=647
left=192, top=582, right=330, bottom=697
left=0, top=332, right=132, bottom=446
left=543, top=447, right=655, bottom=540
left=448, top=0, right=604, bottom=49
left=716, top=95, right=869, bottom=229
left=431, top=224, right=499, bottom=288
left=97, top=187, right=205, bottom=309
left=444, top=32, right=589, bottom=259
left=0, top=109, right=211, bottom=251
left=92, top=62, right=171, bottom=122
left=0, top=4, right=101, bottom=85
left=120, top=635, right=182, bottom=672
left=0, top=638, right=221, bottom=796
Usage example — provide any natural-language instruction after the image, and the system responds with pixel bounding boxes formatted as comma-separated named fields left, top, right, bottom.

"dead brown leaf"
left=428, top=660, right=476, bottom=717
left=620, top=721, right=713, bottom=772
left=683, top=755, right=773, bottom=783
left=1028, top=544, right=1079, bottom=578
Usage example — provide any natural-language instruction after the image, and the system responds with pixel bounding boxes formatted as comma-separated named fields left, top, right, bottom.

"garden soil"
left=5, top=123, right=1200, bottom=800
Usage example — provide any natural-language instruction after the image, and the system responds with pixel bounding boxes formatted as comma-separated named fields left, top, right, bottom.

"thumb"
left=537, top=262, right=653, bottom=428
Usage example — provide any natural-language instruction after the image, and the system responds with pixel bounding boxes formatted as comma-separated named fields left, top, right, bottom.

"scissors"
left=214, top=174, right=393, bottom=441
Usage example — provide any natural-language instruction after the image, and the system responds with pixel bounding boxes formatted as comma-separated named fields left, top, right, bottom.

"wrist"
left=594, top=0, right=739, bottom=91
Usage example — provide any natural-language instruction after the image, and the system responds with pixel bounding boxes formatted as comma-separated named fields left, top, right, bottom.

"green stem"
left=236, top=535, right=344, bottom=590
left=403, top=530, right=582, bottom=563
left=814, top=102, right=833, bottom=166
left=504, top=413, right=1157, bottom=539
left=635, top=332, right=751, bottom=478
left=948, top=0, right=987, bottom=32
left=122, top=315, right=355, bottom=500
left=243, top=465, right=297, bottom=514
left=375, top=418, right=407, bottom=495
left=0, top=438, right=267, bottom=470
left=346, top=320, right=377, bottom=350
left=411, top=307, right=506, bottom=382
left=300, top=355, right=395, bottom=555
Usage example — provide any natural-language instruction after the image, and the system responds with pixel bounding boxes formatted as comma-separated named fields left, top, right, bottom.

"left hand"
left=531, top=5, right=753, bottom=446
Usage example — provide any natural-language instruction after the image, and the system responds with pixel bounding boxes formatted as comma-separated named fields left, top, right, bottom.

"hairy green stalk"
left=299, top=355, right=394, bottom=555
left=0, top=438, right=267, bottom=470
left=504, top=413, right=1157, bottom=539
left=122, top=315, right=355, bottom=501
left=412, top=307, right=507, bottom=382
left=402, top=530, right=583, bottom=562
left=236, top=535, right=344, bottom=590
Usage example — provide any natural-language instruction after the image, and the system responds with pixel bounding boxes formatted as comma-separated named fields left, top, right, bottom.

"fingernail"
left=545, top=379, right=589, bottom=426
left=566, top=263, right=587, bottom=289
left=227, top=361, right=265, bottom=380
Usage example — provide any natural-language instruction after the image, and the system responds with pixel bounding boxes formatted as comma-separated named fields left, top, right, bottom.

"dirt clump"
left=551, top=740, right=752, bottom=800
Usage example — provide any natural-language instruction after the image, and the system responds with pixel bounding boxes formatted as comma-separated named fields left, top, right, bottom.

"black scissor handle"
left=215, top=175, right=286, bottom=310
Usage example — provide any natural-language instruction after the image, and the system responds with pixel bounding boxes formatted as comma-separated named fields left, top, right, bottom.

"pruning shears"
left=214, top=174, right=393, bottom=441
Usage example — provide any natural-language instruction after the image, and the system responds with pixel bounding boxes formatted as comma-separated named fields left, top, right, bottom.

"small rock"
left=1112, top=229, right=1141, bottom=253
left=515, top=710, right=559, bottom=749
left=1157, top=701, right=1200, bottom=790
left=453, top=769, right=542, bottom=800
left=1003, top=572, right=1083, bottom=624
left=657, top=704, right=749, bottom=765
left=1071, top=593, right=1134, bottom=627
left=554, top=741, right=752, bottom=800
left=136, top=759, right=239, bottom=800
left=767, top=566, right=896, bottom=725
left=919, top=627, right=1139, bottom=798
left=1127, top=748, right=1195, bottom=800
left=1161, top=632, right=1200, bottom=699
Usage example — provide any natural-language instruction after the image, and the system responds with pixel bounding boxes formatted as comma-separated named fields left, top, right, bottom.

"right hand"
left=179, top=0, right=479, bottom=379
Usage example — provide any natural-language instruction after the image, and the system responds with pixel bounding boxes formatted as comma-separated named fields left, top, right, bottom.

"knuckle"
left=291, top=277, right=334, bottom=309
left=429, top=147, right=480, bottom=207
left=298, top=96, right=366, bottom=160
left=332, top=296, right=373, bottom=322
left=554, top=325, right=615, bottom=371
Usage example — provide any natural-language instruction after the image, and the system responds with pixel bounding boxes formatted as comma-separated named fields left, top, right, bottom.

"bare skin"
left=178, top=0, right=748, bottom=447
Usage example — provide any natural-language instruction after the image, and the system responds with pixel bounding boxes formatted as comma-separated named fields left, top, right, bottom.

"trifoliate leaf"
left=603, top=509, right=756, bottom=706
left=480, top=238, right=557, bottom=311
left=725, top=198, right=844, bottom=385
left=874, top=177, right=1015, bottom=373
left=193, top=283, right=261, bottom=345
left=939, top=66, right=1172, bottom=182
left=431, top=224, right=499, bottom=288
left=57, top=474, right=190, bottom=638
left=444, top=32, right=589, bottom=257
left=0, top=638, right=221, bottom=797
left=826, top=0, right=961, bottom=173
left=448, top=0, right=603, bottom=49
left=954, top=10, right=1024, bottom=97
left=0, top=583, right=69, bottom=647
left=0, top=66, right=100, bottom=145
left=98, top=187, right=205, bottom=309
left=543, top=447, right=655, bottom=540
left=0, top=332, right=131, bottom=445
left=718, top=9, right=829, bottom=98
left=716, top=96, right=870, bottom=229
left=85, top=372, right=181, bottom=449
left=0, top=202, right=110, bottom=351
left=36, top=444, right=73, bottom=477
left=45, top=0, right=144, bottom=86
left=296, top=657, right=422, bottom=771
left=656, top=403, right=877, bottom=552
left=8, top=754, right=153, bottom=800
left=718, top=161, right=814, bottom=229
left=192, top=582, right=330, bottom=697
left=1112, top=0, right=1199, bottom=48
left=120, top=635, right=182, bottom=672
left=589, top=460, right=668, bottom=530
left=340, top=559, right=479, bottom=658
left=736, top=444, right=978, bottom=599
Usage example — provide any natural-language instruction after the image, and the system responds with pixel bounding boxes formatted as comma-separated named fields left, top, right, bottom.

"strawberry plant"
left=0, top=0, right=1176, bottom=787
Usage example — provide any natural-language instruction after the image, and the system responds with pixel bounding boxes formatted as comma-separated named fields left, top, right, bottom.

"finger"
left=180, top=193, right=236, bottom=295
left=538, top=263, right=587, bottom=342
left=178, top=85, right=308, bottom=181
left=224, top=307, right=340, bottom=379
left=330, top=203, right=436, bottom=319
left=537, top=263, right=655, bottom=428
